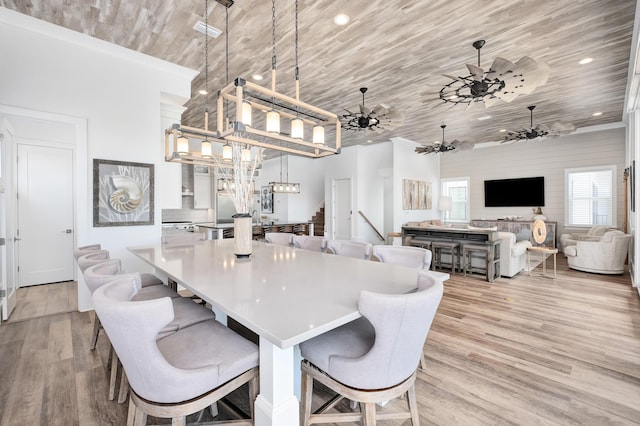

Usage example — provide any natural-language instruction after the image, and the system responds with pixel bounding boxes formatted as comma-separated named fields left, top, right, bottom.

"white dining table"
left=129, top=239, right=449, bottom=426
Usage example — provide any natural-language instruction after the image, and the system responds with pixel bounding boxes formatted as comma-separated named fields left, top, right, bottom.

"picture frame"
left=402, top=179, right=432, bottom=210
left=93, top=158, right=154, bottom=227
left=261, top=186, right=274, bottom=213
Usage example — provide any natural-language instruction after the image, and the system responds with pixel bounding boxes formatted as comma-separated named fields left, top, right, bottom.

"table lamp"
left=438, top=196, right=452, bottom=224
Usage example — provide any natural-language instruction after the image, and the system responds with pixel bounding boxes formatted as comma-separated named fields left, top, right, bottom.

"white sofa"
left=497, top=231, right=532, bottom=277
left=563, top=230, right=631, bottom=274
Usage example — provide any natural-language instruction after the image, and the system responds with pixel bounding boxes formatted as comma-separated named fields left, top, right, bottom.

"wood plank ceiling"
left=1, top=0, right=636, bottom=153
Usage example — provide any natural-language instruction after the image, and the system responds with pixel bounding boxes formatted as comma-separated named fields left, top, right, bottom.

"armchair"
left=560, top=225, right=614, bottom=249
left=563, top=230, right=631, bottom=274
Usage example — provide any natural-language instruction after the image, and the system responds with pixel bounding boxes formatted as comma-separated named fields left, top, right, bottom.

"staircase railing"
left=358, top=210, right=385, bottom=241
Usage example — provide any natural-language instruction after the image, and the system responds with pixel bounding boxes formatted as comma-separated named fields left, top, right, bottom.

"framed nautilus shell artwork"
left=93, top=158, right=154, bottom=227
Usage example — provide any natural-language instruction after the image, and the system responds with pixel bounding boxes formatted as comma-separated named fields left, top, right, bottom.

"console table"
left=470, top=219, right=557, bottom=248
left=401, top=226, right=501, bottom=282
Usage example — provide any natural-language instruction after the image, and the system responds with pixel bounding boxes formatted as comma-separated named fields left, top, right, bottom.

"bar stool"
left=462, top=244, right=500, bottom=282
left=431, top=240, right=460, bottom=273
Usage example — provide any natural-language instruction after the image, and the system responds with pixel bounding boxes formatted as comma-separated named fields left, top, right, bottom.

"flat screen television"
left=484, top=176, right=545, bottom=207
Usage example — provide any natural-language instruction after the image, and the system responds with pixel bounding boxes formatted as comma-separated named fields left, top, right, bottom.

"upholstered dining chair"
left=264, top=232, right=294, bottom=246
left=76, top=249, right=110, bottom=272
left=93, top=274, right=259, bottom=425
left=299, top=271, right=443, bottom=425
left=74, top=243, right=102, bottom=260
left=85, top=262, right=215, bottom=402
left=371, top=244, right=433, bottom=371
left=371, top=245, right=432, bottom=270
left=326, top=239, right=373, bottom=260
left=292, top=235, right=327, bottom=252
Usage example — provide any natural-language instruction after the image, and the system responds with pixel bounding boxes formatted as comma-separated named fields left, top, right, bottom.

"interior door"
left=333, top=178, right=352, bottom=240
left=17, top=144, right=74, bottom=286
left=0, top=118, right=16, bottom=320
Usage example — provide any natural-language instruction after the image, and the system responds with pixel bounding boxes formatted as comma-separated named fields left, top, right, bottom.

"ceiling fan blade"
left=516, top=62, right=551, bottom=94
left=443, top=74, right=462, bottom=81
left=486, top=57, right=515, bottom=80
left=466, top=64, right=485, bottom=81
left=370, top=104, right=389, bottom=116
left=549, top=122, right=576, bottom=134
left=494, top=90, right=519, bottom=103
left=483, top=96, right=500, bottom=108
left=359, top=104, right=371, bottom=116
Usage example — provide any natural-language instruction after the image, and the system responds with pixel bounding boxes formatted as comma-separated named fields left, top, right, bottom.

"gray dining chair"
left=326, top=239, right=372, bottom=260
left=371, top=245, right=433, bottom=370
left=299, top=271, right=443, bottom=425
left=372, top=245, right=432, bottom=270
left=93, top=274, right=259, bottom=425
left=74, top=243, right=102, bottom=260
left=292, top=235, right=327, bottom=252
left=265, top=232, right=294, bottom=246
left=85, top=261, right=215, bottom=402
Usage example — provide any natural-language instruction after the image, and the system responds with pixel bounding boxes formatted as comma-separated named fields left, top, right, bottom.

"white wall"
left=440, top=127, right=627, bottom=238
left=392, top=137, right=441, bottom=231
left=0, top=9, right=196, bottom=289
left=256, top=154, right=325, bottom=224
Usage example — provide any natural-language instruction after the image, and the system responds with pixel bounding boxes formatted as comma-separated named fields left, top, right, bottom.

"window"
left=441, top=178, right=469, bottom=222
left=565, top=166, right=615, bottom=227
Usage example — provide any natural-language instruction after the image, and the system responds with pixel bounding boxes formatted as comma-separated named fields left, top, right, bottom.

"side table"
left=527, top=246, right=558, bottom=279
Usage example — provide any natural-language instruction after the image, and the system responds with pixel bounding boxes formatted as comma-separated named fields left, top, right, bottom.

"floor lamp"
left=439, top=196, right=452, bottom=224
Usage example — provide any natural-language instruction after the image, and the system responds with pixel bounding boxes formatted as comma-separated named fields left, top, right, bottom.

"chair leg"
left=171, top=417, right=186, bottom=426
left=108, top=351, right=119, bottom=400
left=362, top=402, right=376, bottom=426
left=118, top=371, right=129, bottom=404
left=126, top=396, right=136, bottom=426
left=90, top=315, right=101, bottom=350
left=420, top=351, right=427, bottom=370
left=248, top=373, right=259, bottom=420
left=133, top=406, right=146, bottom=426
left=300, top=370, right=313, bottom=426
left=107, top=342, right=114, bottom=371
left=407, top=384, right=420, bottom=425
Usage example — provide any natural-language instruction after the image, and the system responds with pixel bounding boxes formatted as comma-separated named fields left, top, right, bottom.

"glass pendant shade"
left=242, top=101, right=252, bottom=126
left=266, top=109, right=280, bottom=133
left=177, top=135, right=189, bottom=155
left=312, top=125, right=325, bottom=144
left=241, top=146, right=252, bottom=162
left=291, top=118, right=304, bottom=139
left=222, top=143, right=233, bottom=162
left=201, top=140, right=212, bottom=158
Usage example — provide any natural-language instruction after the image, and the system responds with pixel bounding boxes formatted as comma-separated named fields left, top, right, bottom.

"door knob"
left=13, top=237, right=21, bottom=242
left=63, top=229, right=73, bottom=233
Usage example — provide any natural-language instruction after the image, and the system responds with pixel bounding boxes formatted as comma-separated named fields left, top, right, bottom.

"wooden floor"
left=6, top=281, right=78, bottom=323
left=1, top=257, right=639, bottom=425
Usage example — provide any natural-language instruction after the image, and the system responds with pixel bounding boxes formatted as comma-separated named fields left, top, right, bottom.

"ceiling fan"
left=415, top=124, right=474, bottom=155
left=439, top=40, right=550, bottom=108
left=340, top=87, right=404, bottom=133
left=502, top=105, right=575, bottom=142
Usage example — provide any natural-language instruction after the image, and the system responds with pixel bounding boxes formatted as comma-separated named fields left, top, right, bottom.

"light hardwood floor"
left=1, top=257, right=639, bottom=425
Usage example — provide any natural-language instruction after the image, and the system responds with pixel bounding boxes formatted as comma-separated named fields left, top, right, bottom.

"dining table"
left=129, top=238, right=449, bottom=426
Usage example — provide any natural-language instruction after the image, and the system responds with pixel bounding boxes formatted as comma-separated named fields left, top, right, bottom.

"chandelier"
left=165, top=0, right=341, bottom=165
left=415, top=124, right=473, bottom=155
left=439, top=40, right=550, bottom=108
left=502, top=105, right=575, bottom=142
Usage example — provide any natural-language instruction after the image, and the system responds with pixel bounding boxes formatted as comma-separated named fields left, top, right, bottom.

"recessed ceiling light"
left=333, top=14, right=350, bottom=26
left=499, top=129, right=506, bottom=132
left=579, top=57, right=593, bottom=65
left=477, top=115, right=492, bottom=121
left=367, top=140, right=372, bottom=143
left=252, top=74, right=263, bottom=81
left=592, top=111, right=603, bottom=116
left=198, top=89, right=208, bottom=95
